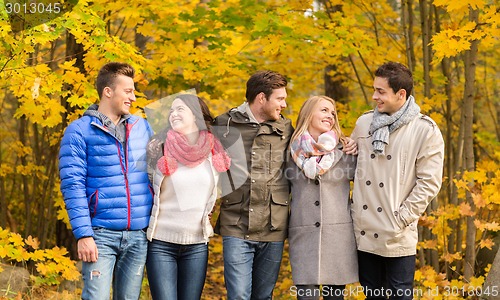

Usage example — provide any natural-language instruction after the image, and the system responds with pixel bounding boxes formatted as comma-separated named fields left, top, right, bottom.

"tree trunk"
left=0, top=144, right=5, bottom=228
left=418, top=0, right=439, bottom=271
left=403, top=0, right=416, bottom=71
left=463, top=7, right=480, bottom=281
left=483, top=249, right=500, bottom=300
left=320, top=1, right=350, bottom=104
left=324, top=64, right=349, bottom=104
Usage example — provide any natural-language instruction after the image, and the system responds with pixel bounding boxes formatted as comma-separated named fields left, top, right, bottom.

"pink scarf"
left=290, top=130, right=338, bottom=179
left=157, top=130, right=231, bottom=176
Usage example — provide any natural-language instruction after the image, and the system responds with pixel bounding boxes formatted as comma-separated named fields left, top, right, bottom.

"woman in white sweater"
left=145, top=94, right=230, bottom=300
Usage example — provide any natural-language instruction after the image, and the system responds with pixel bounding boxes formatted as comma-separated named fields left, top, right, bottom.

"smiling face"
left=307, top=99, right=336, bottom=141
left=169, top=98, right=199, bottom=135
left=104, top=74, right=136, bottom=119
left=254, top=87, right=287, bottom=122
left=372, top=76, right=406, bottom=115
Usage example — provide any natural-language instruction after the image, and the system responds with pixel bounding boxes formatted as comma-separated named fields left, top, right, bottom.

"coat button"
left=394, top=211, right=399, bottom=216
left=360, top=230, right=365, bottom=235
left=379, top=182, right=384, bottom=188
left=363, top=205, right=368, bottom=210
left=377, top=207, right=382, bottom=212
left=371, top=153, right=375, bottom=159
left=387, top=155, right=392, bottom=160
left=314, top=179, right=320, bottom=185
left=366, top=180, right=371, bottom=185
left=315, top=222, right=320, bottom=227
left=315, top=201, right=320, bottom=206
left=374, top=233, right=379, bottom=238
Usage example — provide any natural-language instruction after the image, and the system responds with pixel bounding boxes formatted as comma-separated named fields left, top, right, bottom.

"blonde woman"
left=287, top=95, right=358, bottom=300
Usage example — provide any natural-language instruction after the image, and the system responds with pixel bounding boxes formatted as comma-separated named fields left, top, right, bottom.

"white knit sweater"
left=147, top=157, right=219, bottom=244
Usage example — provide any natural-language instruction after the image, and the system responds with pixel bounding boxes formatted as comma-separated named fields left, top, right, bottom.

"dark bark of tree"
left=403, top=0, right=416, bottom=71
left=463, top=8, right=480, bottom=281
left=418, top=0, right=439, bottom=272
left=321, top=1, right=350, bottom=104
left=324, top=64, right=349, bottom=104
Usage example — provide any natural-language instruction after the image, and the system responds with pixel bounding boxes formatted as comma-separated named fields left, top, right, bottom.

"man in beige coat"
left=350, top=62, right=444, bottom=300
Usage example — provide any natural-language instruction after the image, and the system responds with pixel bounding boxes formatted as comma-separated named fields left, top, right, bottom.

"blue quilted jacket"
left=59, top=110, right=154, bottom=240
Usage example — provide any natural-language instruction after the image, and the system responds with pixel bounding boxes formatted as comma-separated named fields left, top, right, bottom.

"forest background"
left=0, top=0, right=498, bottom=299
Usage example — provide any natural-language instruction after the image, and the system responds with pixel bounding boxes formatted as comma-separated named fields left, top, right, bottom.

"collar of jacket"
left=226, top=107, right=289, bottom=136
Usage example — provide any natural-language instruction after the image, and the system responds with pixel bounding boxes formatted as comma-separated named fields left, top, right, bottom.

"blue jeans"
left=357, top=251, right=416, bottom=300
left=222, top=236, right=284, bottom=300
left=81, top=228, right=148, bottom=300
left=146, top=239, right=208, bottom=300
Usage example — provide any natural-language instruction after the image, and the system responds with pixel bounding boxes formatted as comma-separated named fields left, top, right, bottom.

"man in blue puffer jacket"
left=59, top=62, right=153, bottom=300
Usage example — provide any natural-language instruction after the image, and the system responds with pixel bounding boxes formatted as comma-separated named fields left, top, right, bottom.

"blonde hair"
left=291, top=95, right=347, bottom=145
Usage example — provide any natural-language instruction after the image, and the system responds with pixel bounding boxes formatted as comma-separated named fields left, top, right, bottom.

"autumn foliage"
left=0, top=0, right=499, bottom=299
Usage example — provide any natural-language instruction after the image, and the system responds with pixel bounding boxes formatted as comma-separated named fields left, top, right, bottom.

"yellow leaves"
left=414, top=266, right=448, bottom=298
left=433, top=0, right=486, bottom=12
left=0, top=245, right=9, bottom=258
left=443, top=252, right=463, bottom=263
left=8, top=233, right=24, bottom=247
left=468, top=276, right=485, bottom=288
left=430, top=1, right=497, bottom=63
left=259, top=34, right=286, bottom=56
left=31, top=250, right=46, bottom=261
left=0, top=227, right=80, bottom=286
left=432, top=29, right=473, bottom=60
left=0, top=165, right=14, bottom=177
left=418, top=239, right=438, bottom=250
left=472, top=193, right=487, bottom=208
left=25, top=236, right=40, bottom=250
left=459, top=202, right=475, bottom=217
left=479, top=238, right=494, bottom=250
left=474, top=219, right=500, bottom=232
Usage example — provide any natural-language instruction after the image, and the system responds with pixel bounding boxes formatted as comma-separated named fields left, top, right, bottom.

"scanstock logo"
left=3, top=0, right=78, bottom=32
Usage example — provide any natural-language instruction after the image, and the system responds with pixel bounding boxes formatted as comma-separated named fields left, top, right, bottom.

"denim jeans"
left=146, top=239, right=208, bottom=300
left=222, top=236, right=284, bottom=300
left=357, top=251, right=416, bottom=300
left=81, top=228, right=148, bottom=300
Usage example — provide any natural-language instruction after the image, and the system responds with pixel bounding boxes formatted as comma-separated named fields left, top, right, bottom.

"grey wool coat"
left=287, top=145, right=359, bottom=285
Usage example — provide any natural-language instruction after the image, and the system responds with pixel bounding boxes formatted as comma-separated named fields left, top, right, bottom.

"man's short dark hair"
left=96, top=62, right=135, bottom=99
left=375, top=62, right=413, bottom=99
left=245, top=70, right=287, bottom=104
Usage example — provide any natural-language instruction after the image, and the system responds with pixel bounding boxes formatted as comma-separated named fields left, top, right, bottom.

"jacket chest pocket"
left=267, top=139, right=287, bottom=176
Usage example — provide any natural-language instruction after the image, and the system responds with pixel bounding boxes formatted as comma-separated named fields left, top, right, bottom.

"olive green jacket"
left=213, top=103, right=294, bottom=242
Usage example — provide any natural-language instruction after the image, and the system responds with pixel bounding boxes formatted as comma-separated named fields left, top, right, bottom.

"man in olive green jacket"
left=213, top=70, right=294, bottom=300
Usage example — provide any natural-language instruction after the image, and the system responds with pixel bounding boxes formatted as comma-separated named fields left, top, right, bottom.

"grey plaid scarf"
left=369, top=95, right=420, bottom=155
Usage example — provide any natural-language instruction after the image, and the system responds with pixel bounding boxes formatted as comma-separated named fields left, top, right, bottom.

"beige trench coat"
left=287, top=146, right=359, bottom=285
left=351, top=111, right=444, bottom=257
